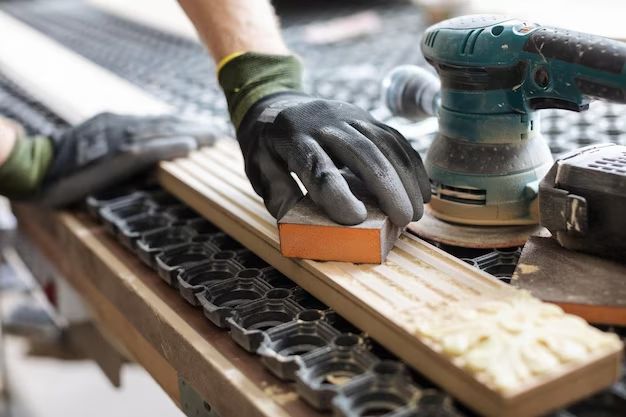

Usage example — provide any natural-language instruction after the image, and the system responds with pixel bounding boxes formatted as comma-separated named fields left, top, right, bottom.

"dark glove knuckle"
left=314, top=170, right=335, bottom=187
left=355, top=137, right=380, bottom=155
left=318, top=125, right=336, bottom=137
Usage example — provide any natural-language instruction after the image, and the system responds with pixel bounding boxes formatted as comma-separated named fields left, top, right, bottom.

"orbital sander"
left=384, top=14, right=626, bottom=247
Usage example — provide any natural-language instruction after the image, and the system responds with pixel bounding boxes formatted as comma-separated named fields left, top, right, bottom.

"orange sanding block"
left=278, top=196, right=402, bottom=264
left=512, top=236, right=626, bottom=325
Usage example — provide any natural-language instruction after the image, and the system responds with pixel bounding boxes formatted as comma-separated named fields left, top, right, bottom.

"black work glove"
left=0, top=113, right=215, bottom=206
left=219, top=53, right=430, bottom=227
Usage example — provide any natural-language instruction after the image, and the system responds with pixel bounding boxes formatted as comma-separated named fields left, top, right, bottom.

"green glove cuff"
left=0, top=136, right=53, bottom=199
left=218, top=52, right=304, bottom=129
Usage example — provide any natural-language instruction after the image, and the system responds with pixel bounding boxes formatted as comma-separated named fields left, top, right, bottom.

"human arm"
left=177, top=0, right=431, bottom=227
left=176, top=0, right=288, bottom=61
left=0, top=114, right=215, bottom=205
left=0, top=118, right=18, bottom=166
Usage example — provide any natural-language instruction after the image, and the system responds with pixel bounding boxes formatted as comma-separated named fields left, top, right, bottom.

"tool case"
left=540, top=144, right=626, bottom=260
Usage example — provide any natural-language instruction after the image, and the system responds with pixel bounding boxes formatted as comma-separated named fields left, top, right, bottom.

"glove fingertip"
left=157, top=137, right=198, bottom=159
left=386, top=204, right=414, bottom=228
left=422, top=187, right=432, bottom=204
left=326, top=198, right=367, bottom=226
left=268, top=193, right=302, bottom=221
left=197, top=136, right=218, bottom=148
left=411, top=202, right=425, bottom=222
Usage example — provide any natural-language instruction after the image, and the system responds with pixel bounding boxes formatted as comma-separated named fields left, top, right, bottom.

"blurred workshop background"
left=0, top=1, right=623, bottom=417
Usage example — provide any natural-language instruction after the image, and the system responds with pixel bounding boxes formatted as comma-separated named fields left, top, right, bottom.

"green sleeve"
left=218, top=52, right=304, bottom=129
left=0, top=136, right=53, bottom=199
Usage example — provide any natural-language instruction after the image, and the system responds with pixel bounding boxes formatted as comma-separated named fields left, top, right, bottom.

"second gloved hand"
left=219, top=53, right=431, bottom=227
left=0, top=113, right=215, bottom=206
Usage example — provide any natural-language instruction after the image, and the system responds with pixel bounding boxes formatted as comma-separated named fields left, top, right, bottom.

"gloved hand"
left=219, top=53, right=430, bottom=227
left=0, top=113, right=215, bottom=206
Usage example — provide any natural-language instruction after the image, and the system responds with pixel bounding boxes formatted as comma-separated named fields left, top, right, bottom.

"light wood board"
left=159, top=142, right=623, bottom=417
left=14, top=205, right=321, bottom=417
left=1, top=10, right=623, bottom=417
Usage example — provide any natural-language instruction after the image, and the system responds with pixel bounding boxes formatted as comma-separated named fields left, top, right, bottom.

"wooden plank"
left=0, top=11, right=171, bottom=124
left=159, top=142, right=624, bottom=417
left=14, top=205, right=320, bottom=417
left=513, top=236, right=626, bottom=326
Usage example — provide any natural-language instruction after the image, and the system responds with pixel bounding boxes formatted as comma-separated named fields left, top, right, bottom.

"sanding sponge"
left=278, top=196, right=402, bottom=264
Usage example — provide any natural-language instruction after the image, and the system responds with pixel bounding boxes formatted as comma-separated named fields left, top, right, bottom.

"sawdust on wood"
left=516, top=263, right=540, bottom=274
left=261, top=382, right=299, bottom=405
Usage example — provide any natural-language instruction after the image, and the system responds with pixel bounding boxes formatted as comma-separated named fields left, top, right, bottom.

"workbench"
left=14, top=204, right=319, bottom=417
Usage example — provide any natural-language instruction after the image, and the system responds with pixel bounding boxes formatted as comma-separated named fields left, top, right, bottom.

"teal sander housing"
left=384, top=15, right=626, bottom=246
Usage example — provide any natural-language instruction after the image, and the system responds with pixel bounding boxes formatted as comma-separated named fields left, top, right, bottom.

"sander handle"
left=522, top=26, right=626, bottom=110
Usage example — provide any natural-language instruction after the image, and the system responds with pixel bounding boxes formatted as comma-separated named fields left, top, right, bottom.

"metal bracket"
left=565, top=194, right=588, bottom=235
left=178, top=377, right=219, bottom=417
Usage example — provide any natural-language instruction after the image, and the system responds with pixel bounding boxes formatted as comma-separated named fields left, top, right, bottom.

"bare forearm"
left=0, top=118, right=19, bottom=166
left=177, top=0, right=289, bottom=62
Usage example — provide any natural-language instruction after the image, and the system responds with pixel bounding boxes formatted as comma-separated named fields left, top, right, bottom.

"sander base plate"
left=408, top=206, right=548, bottom=248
